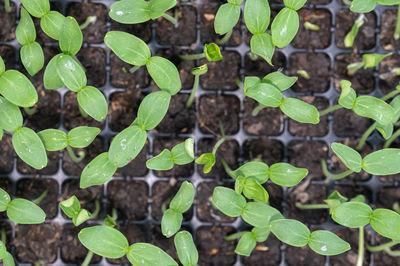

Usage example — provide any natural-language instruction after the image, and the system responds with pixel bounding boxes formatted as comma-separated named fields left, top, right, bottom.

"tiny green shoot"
left=80, top=16, right=97, bottom=30
left=59, top=195, right=100, bottom=226
left=180, top=43, right=223, bottom=62
left=186, top=64, right=208, bottom=108
left=344, top=14, right=365, bottom=48
left=304, top=21, right=320, bottom=31
left=347, top=53, right=393, bottom=75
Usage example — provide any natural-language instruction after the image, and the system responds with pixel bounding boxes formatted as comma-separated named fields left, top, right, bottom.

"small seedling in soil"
left=344, top=14, right=365, bottom=48
left=304, top=21, right=320, bottom=31
left=60, top=195, right=100, bottom=226
left=0, top=227, right=15, bottom=266
left=186, top=64, right=208, bottom=108
left=347, top=53, right=393, bottom=75
left=79, top=15, right=97, bottom=30
left=180, top=43, right=223, bottom=62
left=297, top=69, right=310, bottom=79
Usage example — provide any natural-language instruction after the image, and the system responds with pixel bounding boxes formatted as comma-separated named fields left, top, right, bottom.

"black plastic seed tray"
left=0, top=0, right=399, bottom=265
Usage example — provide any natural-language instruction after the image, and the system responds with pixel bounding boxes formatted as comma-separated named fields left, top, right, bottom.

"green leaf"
left=228, top=0, right=243, bottom=4
left=80, top=152, right=117, bottom=188
left=0, top=188, right=11, bottom=212
left=324, top=191, right=348, bottom=211
left=146, top=57, right=181, bottom=95
left=78, top=226, right=128, bottom=258
left=3, top=252, right=15, bottom=266
left=161, top=209, right=183, bottom=238
left=192, top=64, right=208, bottom=76
left=212, top=186, right=246, bottom=217
left=59, top=16, right=83, bottom=55
left=243, top=178, right=269, bottom=202
left=262, top=72, right=297, bottom=92
left=12, top=127, right=48, bottom=170
left=148, top=0, right=177, bottom=19
left=38, top=129, right=68, bottom=151
left=73, top=209, right=91, bottom=227
left=67, top=126, right=100, bottom=149
left=20, top=0, right=50, bottom=18
left=243, top=76, right=261, bottom=95
left=231, top=162, right=269, bottom=184
left=376, top=122, right=393, bottom=140
left=353, top=96, right=394, bottom=125
left=214, top=3, right=241, bottom=35
left=376, top=0, right=400, bottom=4
left=127, top=243, right=178, bottom=266
left=136, top=91, right=171, bottom=130
left=20, top=42, right=44, bottom=76
left=44, top=54, right=64, bottom=90
left=350, top=0, right=376, bottom=13
left=195, top=153, right=216, bottom=174
left=362, top=148, right=400, bottom=175
left=0, top=56, right=5, bottom=75
left=0, top=96, right=23, bottom=132
left=280, top=97, right=320, bottom=124
left=203, top=43, right=223, bottom=62
left=250, top=33, right=275, bottom=65
left=77, top=86, right=108, bottom=121
left=0, top=129, right=3, bottom=141
left=7, top=198, right=45, bottom=224
left=109, top=0, right=150, bottom=24
left=170, top=181, right=195, bottom=213
left=242, top=202, right=283, bottom=228
left=40, top=11, right=65, bottom=40
left=284, top=0, right=307, bottom=10
left=308, top=230, right=351, bottom=256
left=174, top=231, right=198, bottom=266
left=252, top=227, right=271, bottom=242
left=146, top=149, right=174, bottom=170
left=331, top=142, right=362, bottom=172
left=271, top=8, right=299, bottom=48
left=0, top=70, right=38, bottom=107
left=339, top=80, right=357, bottom=109
left=390, top=95, right=400, bottom=122
left=0, top=240, right=6, bottom=259
left=363, top=53, right=392, bottom=69
left=246, top=83, right=283, bottom=108
left=370, top=209, right=400, bottom=240
left=105, top=31, right=151, bottom=66
left=244, top=0, right=271, bottom=34
left=235, top=232, right=256, bottom=256
left=271, top=219, right=310, bottom=247
left=16, top=8, right=36, bottom=45
left=59, top=195, right=81, bottom=218
left=56, top=55, right=87, bottom=92
left=269, top=163, right=308, bottom=187
left=332, top=202, right=372, bottom=228
left=170, top=138, right=194, bottom=165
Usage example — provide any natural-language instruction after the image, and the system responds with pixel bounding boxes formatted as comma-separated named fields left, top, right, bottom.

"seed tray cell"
left=0, top=0, right=399, bottom=265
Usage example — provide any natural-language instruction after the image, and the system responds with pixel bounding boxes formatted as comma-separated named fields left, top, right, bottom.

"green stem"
left=66, top=146, right=85, bottom=163
left=321, top=159, right=354, bottom=180
left=24, top=107, right=37, bottom=116
left=78, top=105, right=89, bottom=118
left=221, top=158, right=234, bottom=178
left=347, top=62, right=364, bottom=75
left=384, top=129, right=400, bottom=148
left=162, top=13, right=178, bottom=26
left=295, top=202, right=329, bottom=210
left=357, top=227, right=364, bottom=266
left=81, top=251, right=94, bottom=266
left=80, top=16, right=97, bottom=30
left=248, top=52, right=258, bottom=61
left=4, top=0, right=11, bottom=13
left=357, top=123, right=376, bottom=150
left=186, top=74, right=199, bottom=108
left=235, top=77, right=243, bottom=90
left=367, top=240, right=399, bottom=252
left=129, top=65, right=141, bottom=74
left=217, top=30, right=233, bottom=45
left=32, top=190, right=48, bottom=205
left=381, top=89, right=400, bottom=101
left=180, top=53, right=206, bottom=61
left=35, top=261, right=41, bottom=266
left=90, top=200, right=100, bottom=219
left=384, top=248, right=400, bottom=256
left=111, top=208, right=118, bottom=221
left=252, top=104, right=267, bottom=116
left=395, top=4, right=400, bottom=40
left=225, top=231, right=247, bottom=241
left=212, top=122, right=226, bottom=156
left=1, top=227, right=6, bottom=244
left=319, top=104, right=343, bottom=116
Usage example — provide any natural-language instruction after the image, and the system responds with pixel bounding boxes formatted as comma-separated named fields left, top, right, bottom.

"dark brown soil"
left=289, top=52, right=331, bottom=93
left=380, top=10, right=400, bottom=51
left=197, top=225, right=237, bottom=266
left=373, top=235, right=400, bottom=266
left=266, top=183, right=284, bottom=212
left=156, top=5, right=197, bottom=46
left=151, top=225, right=180, bottom=262
left=115, top=141, right=149, bottom=177
left=0, top=0, right=16, bottom=42
left=0, top=222, right=12, bottom=250
left=292, top=9, right=332, bottom=49
left=334, top=53, right=375, bottom=94
left=198, top=94, right=240, bottom=135
left=0, top=134, right=13, bottom=174
left=16, top=178, right=58, bottom=219
left=107, top=180, right=148, bottom=221
left=17, top=151, right=59, bottom=175
left=242, top=234, right=281, bottom=266
left=376, top=186, right=400, bottom=209
left=152, top=180, right=193, bottom=221
left=14, top=223, right=60, bottom=264
left=67, top=2, right=107, bottom=44
left=288, top=140, right=329, bottom=180
left=0, top=45, right=16, bottom=69
left=110, top=19, right=152, bottom=43
left=243, top=138, right=284, bottom=165
left=153, top=137, right=194, bottom=177
left=61, top=223, right=102, bottom=264
left=335, top=9, right=376, bottom=50
left=197, top=139, right=239, bottom=180
left=110, top=53, right=150, bottom=89
left=76, top=47, right=106, bottom=88
left=244, top=51, right=287, bottom=78
left=285, top=245, right=325, bottom=266
left=196, top=181, right=236, bottom=223
left=379, top=54, right=400, bottom=94
left=289, top=96, right=329, bottom=137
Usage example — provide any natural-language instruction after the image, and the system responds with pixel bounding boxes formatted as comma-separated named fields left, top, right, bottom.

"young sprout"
left=3, top=0, right=11, bottom=13
left=23, top=107, right=37, bottom=116
left=344, top=14, right=365, bottom=48
left=109, top=0, right=178, bottom=26
left=347, top=53, right=392, bottom=75
left=80, top=16, right=97, bottom=30
left=179, top=43, right=223, bottom=62
left=297, top=69, right=310, bottom=79
left=304, top=21, right=320, bottom=31
left=186, top=64, right=208, bottom=108
left=60, top=195, right=100, bottom=226
left=214, top=0, right=243, bottom=43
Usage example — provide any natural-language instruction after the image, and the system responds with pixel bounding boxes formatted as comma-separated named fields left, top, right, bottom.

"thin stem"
left=111, top=208, right=118, bottom=221
left=78, top=105, right=89, bottom=118
left=186, top=74, right=199, bottom=108
left=32, top=190, right=48, bottom=205
left=395, top=4, right=400, bottom=40
left=80, top=16, right=97, bottom=30
left=357, top=227, right=364, bottom=266
left=221, top=158, right=234, bottom=178
left=321, top=159, right=354, bottom=180
left=295, top=202, right=329, bottom=210
left=381, top=89, right=400, bottom=101
left=357, top=123, right=376, bottom=150
left=225, top=231, right=247, bottom=241
left=252, top=104, right=267, bottom=116
left=24, top=107, right=37, bottom=116
left=35, top=261, right=41, bottom=266
left=90, top=199, right=100, bottom=219
left=319, top=104, right=343, bottom=116
left=384, top=248, right=400, bottom=256
left=235, top=77, right=243, bottom=90
left=212, top=122, right=226, bottom=156
left=367, top=240, right=399, bottom=252
left=4, top=0, right=11, bottom=13
left=384, top=129, right=400, bottom=148
left=179, top=53, right=206, bottom=60
left=66, top=146, right=85, bottom=163
left=217, top=30, right=233, bottom=45
left=162, top=13, right=178, bottom=26
left=129, top=65, right=141, bottom=74
left=81, top=251, right=94, bottom=266
left=1, top=227, right=6, bottom=244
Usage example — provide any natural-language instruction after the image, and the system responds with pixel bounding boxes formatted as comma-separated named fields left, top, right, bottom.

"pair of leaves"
left=59, top=196, right=95, bottom=226
left=235, top=176, right=269, bottom=202
left=0, top=188, right=45, bottom=224
left=350, top=0, right=400, bottom=13
left=105, top=31, right=181, bottom=95
left=146, top=138, right=194, bottom=171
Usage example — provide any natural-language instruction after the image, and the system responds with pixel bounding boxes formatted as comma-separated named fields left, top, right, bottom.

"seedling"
left=297, top=69, right=310, bottom=79
left=347, top=53, right=393, bottom=75
left=180, top=43, right=223, bottom=62
left=0, top=228, right=15, bottom=266
left=186, top=65, right=208, bottom=108
left=60, top=195, right=100, bottom=226
left=80, top=16, right=97, bottom=30
left=109, top=0, right=178, bottom=25
left=3, top=0, right=11, bottom=12
left=367, top=239, right=400, bottom=257
left=344, top=14, right=365, bottom=48
left=304, top=21, right=320, bottom=31
left=174, top=231, right=198, bottom=266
